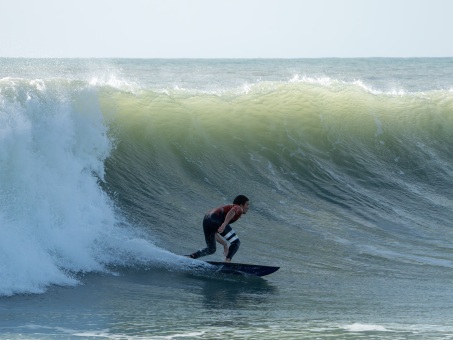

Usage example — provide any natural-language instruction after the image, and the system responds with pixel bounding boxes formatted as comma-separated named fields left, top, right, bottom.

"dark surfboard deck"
left=205, top=261, right=279, bottom=277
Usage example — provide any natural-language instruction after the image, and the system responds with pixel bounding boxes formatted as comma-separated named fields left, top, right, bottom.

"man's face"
left=241, top=201, right=250, bottom=214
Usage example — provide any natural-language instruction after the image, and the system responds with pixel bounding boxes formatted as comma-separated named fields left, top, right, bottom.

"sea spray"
left=0, top=79, right=178, bottom=296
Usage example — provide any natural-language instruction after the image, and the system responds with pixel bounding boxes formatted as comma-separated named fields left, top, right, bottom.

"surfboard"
left=205, top=261, right=279, bottom=277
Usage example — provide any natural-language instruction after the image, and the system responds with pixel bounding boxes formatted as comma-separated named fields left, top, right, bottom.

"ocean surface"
left=1, top=58, right=453, bottom=339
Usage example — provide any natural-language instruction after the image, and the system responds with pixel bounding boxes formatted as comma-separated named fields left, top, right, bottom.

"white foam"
left=344, top=323, right=388, bottom=332
left=0, top=80, right=175, bottom=296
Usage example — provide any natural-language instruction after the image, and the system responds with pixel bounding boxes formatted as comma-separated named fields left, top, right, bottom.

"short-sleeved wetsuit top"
left=206, top=204, right=243, bottom=225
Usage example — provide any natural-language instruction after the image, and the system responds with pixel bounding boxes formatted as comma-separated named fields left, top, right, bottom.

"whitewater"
left=1, top=58, right=453, bottom=339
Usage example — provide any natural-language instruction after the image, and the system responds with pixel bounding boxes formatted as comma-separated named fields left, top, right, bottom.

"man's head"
left=233, top=195, right=250, bottom=214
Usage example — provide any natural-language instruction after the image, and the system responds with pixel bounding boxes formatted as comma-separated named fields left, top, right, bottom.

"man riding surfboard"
left=187, top=195, right=249, bottom=262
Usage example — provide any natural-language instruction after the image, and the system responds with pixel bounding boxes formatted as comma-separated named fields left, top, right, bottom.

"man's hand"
left=218, top=222, right=227, bottom=234
left=218, top=209, right=236, bottom=233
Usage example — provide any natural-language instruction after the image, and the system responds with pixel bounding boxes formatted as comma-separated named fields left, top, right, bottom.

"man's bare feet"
left=224, top=258, right=231, bottom=263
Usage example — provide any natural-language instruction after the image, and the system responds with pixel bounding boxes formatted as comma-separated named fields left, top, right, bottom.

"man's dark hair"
left=233, top=195, right=249, bottom=205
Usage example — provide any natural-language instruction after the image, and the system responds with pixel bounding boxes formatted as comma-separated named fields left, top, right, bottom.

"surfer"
left=187, top=195, right=249, bottom=262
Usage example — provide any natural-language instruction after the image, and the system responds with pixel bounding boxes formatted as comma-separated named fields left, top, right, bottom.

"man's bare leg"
left=215, top=233, right=229, bottom=257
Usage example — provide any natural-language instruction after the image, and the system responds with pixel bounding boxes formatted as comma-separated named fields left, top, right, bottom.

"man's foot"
left=184, top=254, right=196, bottom=259
left=224, top=258, right=231, bottom=263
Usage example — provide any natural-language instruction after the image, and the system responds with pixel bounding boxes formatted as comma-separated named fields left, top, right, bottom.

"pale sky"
left=1, top=0, right=452, bottom=58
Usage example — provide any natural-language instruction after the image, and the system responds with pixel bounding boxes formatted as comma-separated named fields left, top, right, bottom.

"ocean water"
left=1, top=58, right=453, bottom=339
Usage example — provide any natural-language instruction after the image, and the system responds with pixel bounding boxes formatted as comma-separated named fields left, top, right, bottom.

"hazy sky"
left=1, top=0, right=452, bottom=58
